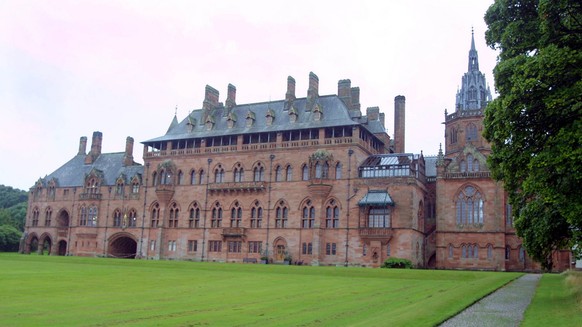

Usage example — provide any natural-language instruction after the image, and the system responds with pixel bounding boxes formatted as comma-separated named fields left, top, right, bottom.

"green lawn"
left=0, top=254, right=521, bottom=326
left=522, top=271, right=582, bottom=327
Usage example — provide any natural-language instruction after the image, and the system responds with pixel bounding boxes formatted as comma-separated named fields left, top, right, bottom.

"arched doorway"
left=273, top=237, right=287, bottom=262
left=57, top=240, right=67, bottom=256
left=108, top=233, right=137, bottom=259
left=39, top=234, right=52, bottom=255
left=57, top=210, right=70, bottom=227
left=27, top=234, right=39, bottom=254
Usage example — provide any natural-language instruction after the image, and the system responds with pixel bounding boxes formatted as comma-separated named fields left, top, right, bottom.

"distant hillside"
left=0, top=185, right=27, bottom=231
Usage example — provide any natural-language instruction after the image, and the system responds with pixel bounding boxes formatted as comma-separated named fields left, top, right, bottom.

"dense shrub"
left=382, top=258, right=412, bottom=269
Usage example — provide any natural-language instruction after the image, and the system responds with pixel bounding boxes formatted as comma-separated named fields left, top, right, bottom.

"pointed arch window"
left=199, top=169, right=205, bottom=185
left=275, top=166, right=283, bottom=182
left=325, top=200, right=339, bottom=228
left=302, top=165, right=309, bottom=181
left=335, top=162, right=342, bottom=179
left=113, top=209, right=122, bottom=227
left=190, top=170, right=197, bottom=185
left=215, top=165, right=225, bottom=183
left=487, top=244, right=493, bottom=260
left=448, top=244, right=454, bottom=258
left=253, top=163, right=265, bottom=182
left=152, top=171, right=158, bottom=186
left=169, top=202, right=179, bottom=228
left=44, top=207, right=52, bottom=227
left=151, top=203, right=160, bottom=227
left=455, top=186, right=484, bottom=225
left=518, top=246, right=525, bottom=262
left=31, top=207, right=40, bottom=226
left=127, top=209, right=137, bottom=227
left=286, top=165, right=293, bottom=181
left=211, top=202, right=222, bottom=228
left=275, top=201, right=288, bottom=228
left=177, top=170, right=184, bottom=185
left=79, top=206, right=87, bottom=226
left=132, top=179, right=140, bottom=194
left=87, top=206, right=98, bottom=227
left=302, top=200, right=315, bottom=228
left=466, top=123, right=478, bottom=141
left=230, top=201, right=242, bottom=227
left=233, top=164, right=244, bottom=183
left=251, top=201, right=263, bottom=228
left=189, top=203, right=201, bottom=228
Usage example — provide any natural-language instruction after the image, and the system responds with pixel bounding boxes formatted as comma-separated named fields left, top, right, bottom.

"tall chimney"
left=306, top=72, right=319, bottom=111
left=78, top=136, right=87, bottom=155
left=394, top=95, right=406, bottom=153
left=123, top=136, right=134, bottom=166
left=351, top=87, right=361, bottom=111
left=202, top=85, right=220, bottom=111
left=285, top=76, right=296, bottom=103
left=225, top=84, right=236, bottom=109
left=85, top=131, right=103, bottom=164
left=338, top=79, right=352, bottom=108
left=366, top=107, right=380, bottom=121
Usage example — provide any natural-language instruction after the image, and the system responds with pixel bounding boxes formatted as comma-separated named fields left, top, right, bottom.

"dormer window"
left=266, top=109, right=275, bottom=126
left=227, top=112, right=237, bottom=129
left=246, top=111, right=256, bottom=127
left=187, top=116, right=196, bottom=133
left=205, top=116, right=215, bottom=131
left=289, top=107, right=298, bottom=123
left=313, top=104, right=322, bottom=121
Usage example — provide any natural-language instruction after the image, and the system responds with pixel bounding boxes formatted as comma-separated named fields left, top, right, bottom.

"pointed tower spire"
left=167, top=109, right=179, bottom=133
left=468, top=27, right=479, bottom=72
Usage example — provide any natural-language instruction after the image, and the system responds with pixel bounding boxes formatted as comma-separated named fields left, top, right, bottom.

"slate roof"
left=143, top=95, right=385, bottom=145
left=424, top=156, right=438, bottom=178
left=358, top=190, right=395, bottom=206
left=42, top=153, right=143, bottom=188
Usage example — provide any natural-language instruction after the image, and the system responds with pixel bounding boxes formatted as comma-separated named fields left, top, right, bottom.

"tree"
left=483, top=0, right=582, bottom=271
left=0, top=225, right=22, bottom=252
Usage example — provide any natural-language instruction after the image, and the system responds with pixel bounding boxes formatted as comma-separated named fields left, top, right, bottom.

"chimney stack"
left=366, top=107, right=380, bottom=121
left=225, top=84, right=236, bottom=109
left=338, top=79, right=352, bottom=108
left=306, top=72, right=319, bottom=111
left=202, top=85, right=220, bottom=111
left=123, top=136, right=134, bottom=166
left=78, top=136, right=87, bottom=155
left=85, top=131, right=103, bottom=164
left=351, top=87, right=361, bottom=111
left=394, top=95, right=406, bottom=153
left=285, top=76, right=296, bottom=103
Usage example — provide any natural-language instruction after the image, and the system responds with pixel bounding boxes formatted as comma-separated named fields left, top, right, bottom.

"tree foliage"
left=0, top=185, right=27, bottom=232
left=0, top=225, right=22, bottom=252
left=483, top=0, right=582, bottom=271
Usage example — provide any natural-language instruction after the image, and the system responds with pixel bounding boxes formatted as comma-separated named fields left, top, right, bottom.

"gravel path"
left=439, top=274, right=541, bottom=327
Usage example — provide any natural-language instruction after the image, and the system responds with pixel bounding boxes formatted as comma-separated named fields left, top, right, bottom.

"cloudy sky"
left=0, top=0, right=497, bottom=190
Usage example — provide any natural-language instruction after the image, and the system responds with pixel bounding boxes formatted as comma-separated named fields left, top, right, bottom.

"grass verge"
left=0, top=253, right=521, bottom=326
left=521, top=270, right=582, bottom=327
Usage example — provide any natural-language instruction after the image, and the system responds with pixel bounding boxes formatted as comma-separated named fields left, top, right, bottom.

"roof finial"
left=175, top=105, right=178, bottom=116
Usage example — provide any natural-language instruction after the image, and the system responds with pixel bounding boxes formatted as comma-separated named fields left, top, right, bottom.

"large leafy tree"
left=483, top=0, right=582, bottom=271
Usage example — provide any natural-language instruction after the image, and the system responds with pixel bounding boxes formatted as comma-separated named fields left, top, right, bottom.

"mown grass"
left=522, top=270, right=582, bottom=327
left=0, top=253, right=521, bottom=326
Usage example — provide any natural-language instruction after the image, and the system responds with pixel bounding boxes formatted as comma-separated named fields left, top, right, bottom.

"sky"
left=0, top=0, right=498, bottom=191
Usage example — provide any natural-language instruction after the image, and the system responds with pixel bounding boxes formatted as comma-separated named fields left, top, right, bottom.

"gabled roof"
left=143, top=95, right=367, bottom=144
left=42, top=153, right=143, bottom=187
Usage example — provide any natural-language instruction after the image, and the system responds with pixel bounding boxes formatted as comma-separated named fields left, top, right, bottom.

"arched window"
left=127, top=209, right=137, bottom=227
left=275, top=201, right=288, bottom=228
left=230, top=201, right=242, bottom=227
left=44, top=207, right=52, bottom=227
left=177, top=170, right=184, bottom=185
left=251, top=201, right=263, bottom=228
left=132, top=179, right=140, bottom=194
left=233, top=164, right=244, bottom=183
left=152, top=171, right=158, bottom=186
left=448, top=244, right=454, bottom=258
left=505, top=246, right=511, bottom=260
left=286, top=165, right=293, bottom=181
left=487, top=244, right=493, bottom=260
left=168, top=202, right=179, bottom=228
left=211, top=202, right=222, bottom=228
left=190, top=170, right=197, bottom=185
left=335, top=162, right=342, bottom=179
left=151, top=203, right=160, bottom=227
left=199, top=169, right=205, bottom=185
left=79, top=206, right=87, bottom=226
left=302, top=200, right=315, bottom=228
left=450, top=127, right=458, bottom=144
left=113, top=209, right=122, bottom=227
left=88, top=206, right=98, bottom=227
left=302, top=165, right=309, bottom=181
left=461, top=244, right=467, bottom=258
left=455, top=186, right=484, bottom=225
left=189, top=203, right=200, bottom=228
left=466, top=123, right=478, bottom=141
left=275, top=166, right=282, bottom=182
left=315, top=162, right=322, bottom=178
left=214, top=165, right=224, bottom=183
left=460, top=160, right=466, bottom=173
left=253, top=163, right=265, bottom=182
left=116, top=180, right=124, bottom=195
left=31, top=207, right=40, bottom=226
left=325, top=200, right=339, bottom=228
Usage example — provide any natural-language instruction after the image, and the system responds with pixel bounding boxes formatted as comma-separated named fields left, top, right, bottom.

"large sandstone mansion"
left=23, top=34, right=570, bottom=271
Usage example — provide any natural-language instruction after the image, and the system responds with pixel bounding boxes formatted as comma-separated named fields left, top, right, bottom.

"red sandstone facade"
left=22, top=37, right=571, bottom=271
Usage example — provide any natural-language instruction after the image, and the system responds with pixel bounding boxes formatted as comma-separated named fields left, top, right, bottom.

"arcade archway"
left=108, top=233, right=137, bottom=259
